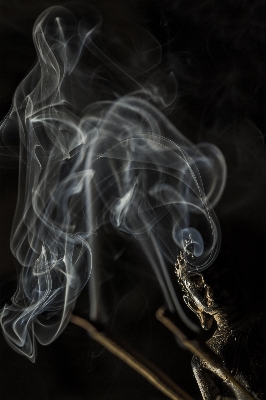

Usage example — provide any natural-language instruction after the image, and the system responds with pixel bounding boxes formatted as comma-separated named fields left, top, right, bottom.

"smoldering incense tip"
left=69, top=313, right=193, bottom=400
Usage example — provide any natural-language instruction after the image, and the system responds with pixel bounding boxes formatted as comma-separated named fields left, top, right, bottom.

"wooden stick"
left=156, top=307, right=255, bottom=400
left=69, top=313, right=193, bottom=400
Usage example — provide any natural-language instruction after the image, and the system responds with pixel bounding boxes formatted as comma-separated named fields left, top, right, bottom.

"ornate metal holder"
left=173, top=251, right=266, bottom=400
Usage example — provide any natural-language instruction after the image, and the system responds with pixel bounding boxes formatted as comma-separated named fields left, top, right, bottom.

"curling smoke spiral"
left=0, top=5, right=226, bottom=360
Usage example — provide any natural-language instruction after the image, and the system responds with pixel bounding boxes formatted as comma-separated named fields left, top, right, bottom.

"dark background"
left=1, top=1, right=266, bottom=399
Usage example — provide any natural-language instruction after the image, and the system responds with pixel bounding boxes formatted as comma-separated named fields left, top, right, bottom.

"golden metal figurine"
left=175, top=251, right=266, bottom=400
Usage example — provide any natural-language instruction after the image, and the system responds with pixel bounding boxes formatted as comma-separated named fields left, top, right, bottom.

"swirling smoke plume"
left=0, top=4, right=226, bottom=361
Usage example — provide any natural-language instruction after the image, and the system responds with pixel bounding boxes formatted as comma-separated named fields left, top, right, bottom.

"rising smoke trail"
left=0, top=4, right=226, bottom=361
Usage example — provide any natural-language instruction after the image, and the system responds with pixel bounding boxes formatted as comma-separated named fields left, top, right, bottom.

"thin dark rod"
left=69, top=313, right=194, bottom=400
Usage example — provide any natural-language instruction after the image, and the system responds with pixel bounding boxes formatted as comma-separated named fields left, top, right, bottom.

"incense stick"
left=70, top=313, right=193, bottom=400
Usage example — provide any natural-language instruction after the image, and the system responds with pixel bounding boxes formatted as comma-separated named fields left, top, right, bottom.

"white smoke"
left=0, top=4, right=226, bottom=361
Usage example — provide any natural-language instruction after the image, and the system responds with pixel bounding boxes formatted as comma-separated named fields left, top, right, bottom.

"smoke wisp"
left=0, top=4, right=226, bottom=361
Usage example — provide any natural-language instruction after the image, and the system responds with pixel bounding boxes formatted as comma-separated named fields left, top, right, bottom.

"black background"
left=1, top=1, right=266, bottom=399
